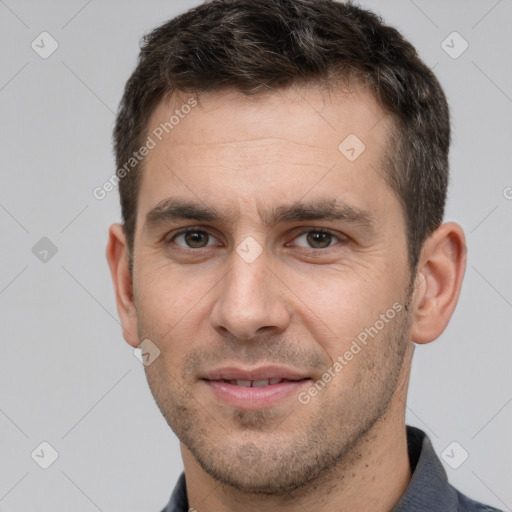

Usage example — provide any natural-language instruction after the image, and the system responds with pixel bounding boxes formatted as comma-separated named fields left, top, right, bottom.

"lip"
left=202, top=365, right=312, bottom=409
left=202, top=365, right=310, bottom=381
left=203, top=379, right=310, bottom=409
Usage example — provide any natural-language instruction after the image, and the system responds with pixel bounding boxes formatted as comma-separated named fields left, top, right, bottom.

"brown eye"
left=293, top=230, right=340, bottom=249
left=173, top=230, right=217, bottom=248
left=306, top=231, right=333, bottom=248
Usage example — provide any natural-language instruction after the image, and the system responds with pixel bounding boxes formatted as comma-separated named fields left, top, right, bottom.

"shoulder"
left=456, top=489, right=505, bottom=512
left=402, top=426, right=503, bottom=512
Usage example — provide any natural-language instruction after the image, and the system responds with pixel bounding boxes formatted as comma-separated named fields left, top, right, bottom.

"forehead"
left=138, top=84, right=396, bottom=224
left=148, top=83, right=388, bottom=150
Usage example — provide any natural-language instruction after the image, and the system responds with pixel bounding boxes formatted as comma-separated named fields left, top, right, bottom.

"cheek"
left=291, top=270, right=401, bottom=356
left=134, top=262, right=212, bottom=341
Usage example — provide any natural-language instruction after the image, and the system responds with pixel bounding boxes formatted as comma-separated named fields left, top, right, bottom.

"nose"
left=210, top=249, right=291, bottom=341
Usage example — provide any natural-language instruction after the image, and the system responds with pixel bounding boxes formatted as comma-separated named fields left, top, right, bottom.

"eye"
left=292, top=229, right=343, bottom=249
left=172, top=229, right=220, bottom=249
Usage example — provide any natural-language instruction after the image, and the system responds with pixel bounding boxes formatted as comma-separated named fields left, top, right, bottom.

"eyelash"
left=166, top=227, right=347, bottom=253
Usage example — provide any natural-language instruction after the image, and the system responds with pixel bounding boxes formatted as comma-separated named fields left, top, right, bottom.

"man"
left=106, top=0, right=501, bottom=510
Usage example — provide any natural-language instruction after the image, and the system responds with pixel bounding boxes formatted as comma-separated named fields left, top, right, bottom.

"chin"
left=183, top=428, right=340, bottom=496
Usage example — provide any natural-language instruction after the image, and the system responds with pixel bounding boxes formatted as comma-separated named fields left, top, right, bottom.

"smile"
left=223, top=378, right=302, bottom=387
left=202, top=376, right=311, bottom=409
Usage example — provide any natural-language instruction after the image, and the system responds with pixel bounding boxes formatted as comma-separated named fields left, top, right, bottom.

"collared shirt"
left=160, top=425, right=503, bottom=512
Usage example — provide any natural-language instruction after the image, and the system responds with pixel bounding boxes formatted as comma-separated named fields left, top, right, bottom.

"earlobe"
left=106, top=223, right=140, bottom=348
left=410, top=222, right=466, bottom=345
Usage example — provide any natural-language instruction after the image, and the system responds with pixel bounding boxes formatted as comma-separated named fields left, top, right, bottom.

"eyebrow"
left=144, top=197, right=376, bottom=235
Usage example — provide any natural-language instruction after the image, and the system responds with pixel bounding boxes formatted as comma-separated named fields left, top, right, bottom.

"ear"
left=410, top=222, right=467, bottom=344
left=106, top=223, right=140, bottom=348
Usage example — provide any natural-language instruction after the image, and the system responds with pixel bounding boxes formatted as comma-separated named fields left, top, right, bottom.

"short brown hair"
left=113, top=0, right=450, bottom=273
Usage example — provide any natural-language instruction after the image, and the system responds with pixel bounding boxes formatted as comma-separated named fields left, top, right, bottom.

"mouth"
left=215, top=378, right=308, bottom=387
left=201, top=366, right=312, bottom=409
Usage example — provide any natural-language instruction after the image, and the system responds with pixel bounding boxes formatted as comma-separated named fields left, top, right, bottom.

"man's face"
left=131, top=84, right=414, bottom=494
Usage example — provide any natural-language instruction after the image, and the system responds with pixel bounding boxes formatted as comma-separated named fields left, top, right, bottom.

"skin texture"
left=107, top=84, right=467, bottom=512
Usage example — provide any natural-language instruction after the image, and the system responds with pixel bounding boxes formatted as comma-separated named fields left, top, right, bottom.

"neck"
left=182, top=343, right=415, bottom=512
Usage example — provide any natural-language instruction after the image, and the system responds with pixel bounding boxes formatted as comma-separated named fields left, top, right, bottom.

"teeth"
left=232, top=380, right=251, bottom=387
left=252, top=379, right=269, bottom=387
left=230, top=378, right=285, bottom=387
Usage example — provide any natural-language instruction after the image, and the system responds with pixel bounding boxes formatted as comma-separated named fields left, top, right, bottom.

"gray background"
left=0, top=0, right=511, bottom=511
